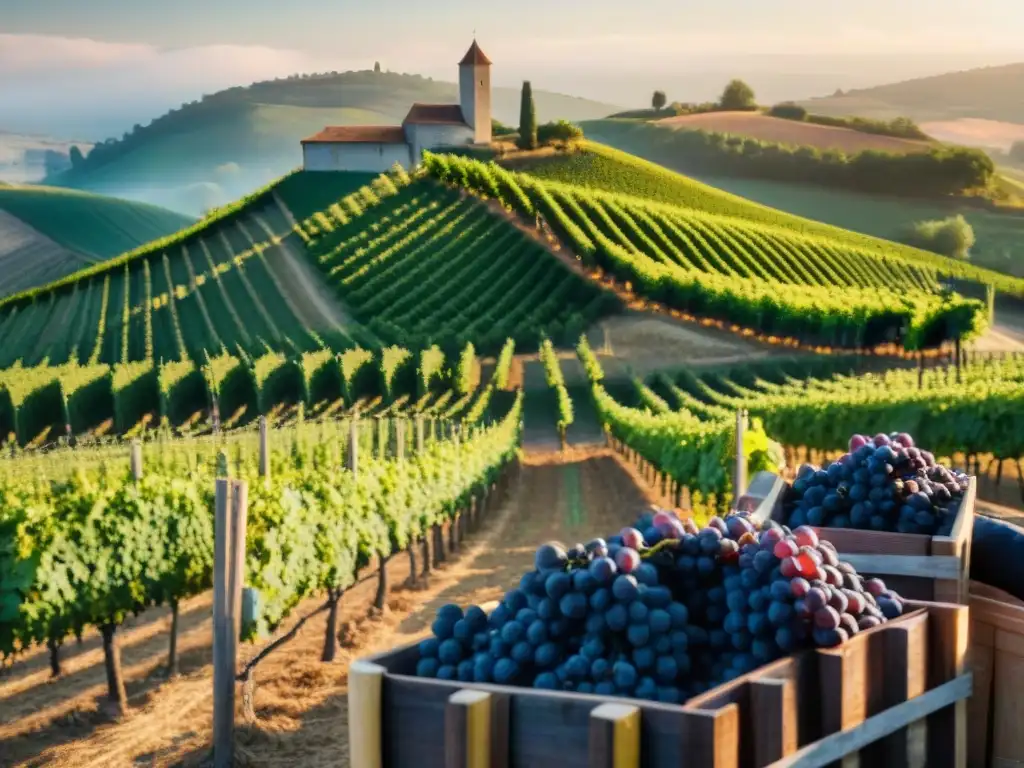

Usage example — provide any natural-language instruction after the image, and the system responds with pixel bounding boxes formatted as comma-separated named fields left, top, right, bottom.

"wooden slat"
left=349, top=660, right=385, bottom=768
left=879, top=616, right=929, bottom=766
left=445, top=689, right=496, bottom=768
left=968, top=619, right=995, bottom=768
left=680, top=706, right=741, bottom=768
left=750, top=678, right=799, bottom=766
left=589, top=703, right=640, bottom=768
left=925, top=603, right=971, bottom=768
left=839, top=554, right=962, bottom=580
left=770, top=675, right=973, bottom=768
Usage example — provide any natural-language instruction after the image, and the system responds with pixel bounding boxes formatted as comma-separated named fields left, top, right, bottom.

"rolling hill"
left=798, top=62, right=1024, bottom=126
left=0, top=142, right=1015, bottom=445
left=0, top=185, right=193, bottom=298
left=45, top=71, right=619, bottom=216
left=579, top=121, right=1024, bottom=280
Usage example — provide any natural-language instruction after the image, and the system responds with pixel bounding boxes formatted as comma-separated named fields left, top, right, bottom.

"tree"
left=652, top=91, right=667, bottom=112
left=1010, top=141, right=1024, bottom=165
left=719, top=79, right=756, bottom=111
left=768, top=102, right=807, bottom=121
left=538, top=120, right=584, bottom=145
left=69, top=145, right=85, bottom=168
left=518, top=81, right=538, bottom=150
left=374, top=61, right=381, bottom=73
left=902, top=215, right=975, bottom=260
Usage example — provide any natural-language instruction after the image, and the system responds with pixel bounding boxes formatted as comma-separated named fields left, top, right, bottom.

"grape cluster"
left=784, top=432, right=969, bottom=536
left=416, top=507, right=905, bottom=702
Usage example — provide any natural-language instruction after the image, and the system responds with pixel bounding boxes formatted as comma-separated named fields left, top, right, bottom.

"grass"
left=564, top=133, right=1024, bottom=283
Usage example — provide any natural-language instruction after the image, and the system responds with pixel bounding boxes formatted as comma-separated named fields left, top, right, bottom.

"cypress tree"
left=518, top=80, right=538, bottom=150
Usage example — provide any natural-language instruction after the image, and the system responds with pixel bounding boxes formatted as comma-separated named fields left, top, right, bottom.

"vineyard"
left=509, top=142, right=1024, bottom=298
left=0, top=389, right=523, bottom=719
left=424, top=152, right=989, bottom=349
left=294, top=174, right=619, bottom=352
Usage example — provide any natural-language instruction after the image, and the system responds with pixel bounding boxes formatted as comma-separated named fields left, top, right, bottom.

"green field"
left=48, top=72, right=619, bottom=216
left=0, top=185, right=192, bottom=297
left=576, top=124, right=1024, bottom=280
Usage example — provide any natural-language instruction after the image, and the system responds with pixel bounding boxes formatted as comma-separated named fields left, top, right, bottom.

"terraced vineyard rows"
left=290, top=177, right=620, bottom=353
left=425, top=152, right=986, bottom=350
left=644, top=353, right=1024, bottom=460
left=0, top=338, right=514, bottom=448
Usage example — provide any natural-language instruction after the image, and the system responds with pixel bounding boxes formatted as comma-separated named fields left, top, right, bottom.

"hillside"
left=655, top=111, right=933, bottom=154
left=798, top=62, right=1024, bottom=125
left=45, top=71, right=619, bottom=216
left=0, top=169, right=624, bottom=440
left=578, top=123, right=1024, bottom=280
left=0, top=185, right=192, bottom=298
left=434, top=152, right=991, bottom=348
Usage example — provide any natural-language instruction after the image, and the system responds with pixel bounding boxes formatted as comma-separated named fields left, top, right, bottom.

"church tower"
left=459, top=39, right=492, bottom=144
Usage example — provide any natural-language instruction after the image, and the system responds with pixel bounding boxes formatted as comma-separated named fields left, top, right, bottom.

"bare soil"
left=0, top=448, right=660, bottom=767
left=656, top=112, right=932, bottom=155
left=920, top=118, right=1024, bottom=152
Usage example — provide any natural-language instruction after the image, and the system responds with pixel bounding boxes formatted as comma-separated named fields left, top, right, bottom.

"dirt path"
left=1, top=449, right=660, bottom=767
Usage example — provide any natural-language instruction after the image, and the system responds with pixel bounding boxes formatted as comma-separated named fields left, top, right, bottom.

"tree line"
left=595, top=120, right=994, bottom=198
left=619, top=80, right=929, bottom=142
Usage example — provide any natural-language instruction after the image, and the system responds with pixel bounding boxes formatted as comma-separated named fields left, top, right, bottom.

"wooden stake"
left=130, top=440, right=143, bottom=482
left=734, top=409, right=747, bottom=509
left=258, top=416, right=270, bottom=479
left=213, top=477, right=248, bottom=768
left=347, top=418, right=359, bottom=475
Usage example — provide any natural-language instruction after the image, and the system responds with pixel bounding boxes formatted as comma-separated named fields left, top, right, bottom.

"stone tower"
left=459, top=39, right=492, bottom=144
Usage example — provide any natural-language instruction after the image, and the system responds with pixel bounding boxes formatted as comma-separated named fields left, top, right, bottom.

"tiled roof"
left=403, top=103, right=468, bottom=126
left=459, top=40, right=492, bottom=66
left=301, top=126, right=407, bottom=144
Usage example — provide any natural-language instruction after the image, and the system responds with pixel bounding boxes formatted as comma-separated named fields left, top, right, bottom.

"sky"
left=2, top=0, right=1023, bottom=139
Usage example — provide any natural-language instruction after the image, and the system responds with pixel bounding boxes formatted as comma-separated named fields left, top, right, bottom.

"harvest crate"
left=738, top=471, right=976, bottom=604
left=347, top=600, right=970, bottom=768
left=967, top=580, right=1024, bottom=767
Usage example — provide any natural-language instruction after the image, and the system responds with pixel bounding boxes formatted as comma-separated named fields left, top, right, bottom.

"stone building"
left=301, top=40, right=493, bottom=173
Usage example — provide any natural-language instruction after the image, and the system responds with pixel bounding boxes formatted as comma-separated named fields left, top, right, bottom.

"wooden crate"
left=348, top=600, right=970, bottom=768
left=738, top=471, right=976, bottom=604
left=967, top=580, right=1024, bottom=767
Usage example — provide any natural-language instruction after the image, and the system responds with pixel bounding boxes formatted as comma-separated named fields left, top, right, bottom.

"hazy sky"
left=3, top=0, right=1023, bottom=139
left=6, top=0, right=1024, bottom=63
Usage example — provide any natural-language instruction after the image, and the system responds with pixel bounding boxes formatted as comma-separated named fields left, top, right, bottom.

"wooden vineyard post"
left=415, top=416, right=425, bottom=455
left=213, top=477, right=248, bottom=768
left=258, top=416, right=270, bottom=481
left=130, top=440, right=143, bottom=482
left=347, top=417, right=359, bottom=476
left=733, top=409, right=747, bottom=511
left=955, top=337, right=962, bottom=383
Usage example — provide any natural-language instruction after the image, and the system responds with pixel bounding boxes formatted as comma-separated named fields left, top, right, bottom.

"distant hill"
left=0, top=185, right=192, bottom=297
left=799, top=63, right=1024, bottom=124
left=0, top=132, right=94, bottom=184
left=46, top=71, right=619, bottom=216
left=653, top=112, right=933, bottom=155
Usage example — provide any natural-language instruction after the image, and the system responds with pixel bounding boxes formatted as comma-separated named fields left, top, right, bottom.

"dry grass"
left=0, top=449, right=660, bottom=767
left=656, top=112, right=933, bottom=155
left=920, top=118, right=1024, bottom=152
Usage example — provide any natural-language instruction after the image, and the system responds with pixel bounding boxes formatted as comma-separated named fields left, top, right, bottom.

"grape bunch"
left=784, top=432, right=970, bottom=536
left=415, top=507, right=905, bottom=703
